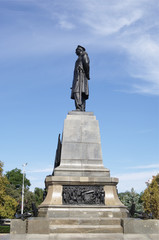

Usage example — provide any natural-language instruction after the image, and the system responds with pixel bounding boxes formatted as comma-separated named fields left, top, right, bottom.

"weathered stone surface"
left=54, top=168, right=109, bottom=177
left=44, top=175, right=119, bottom=186
left=41, top=185, right=62, bottom=206
left=27, top=218, right=49, bottom=234
left=60, top=142, right=102, bottom=161
left=49, top=224, right=123, bottom=233
left=9, top=218, right=159, bottom=238
left=68, top=111, right=94, bottom=116
left=54, top=111, right=110, bottom=177
left=122, top=219, right=159, bottom=234
left=7, top=233, right=159, bottom=240
left=39, top=175, right=125, bottom=213
left=104, top=185, right=124, bottom=206
left=49, top=217, right=121, bottom=225
left=10, top=219, right=26, bottom=234
left=39, top=206, right=128, bottom=219
left=9, top=234, right=49, bottom=240
left=48, top=233, right=159, bottom=240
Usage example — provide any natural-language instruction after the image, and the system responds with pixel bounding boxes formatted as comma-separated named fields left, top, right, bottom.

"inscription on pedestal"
left=63, top=185, right=105, bottom=205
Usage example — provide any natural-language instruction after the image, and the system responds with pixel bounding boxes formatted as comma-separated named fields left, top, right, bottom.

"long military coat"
left=71, top=51, right=90, bottom=103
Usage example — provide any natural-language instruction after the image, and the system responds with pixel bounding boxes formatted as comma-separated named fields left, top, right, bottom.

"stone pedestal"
left=38, top=111, right=128, bottom=234
left=53, top=111, right=109, bottom=177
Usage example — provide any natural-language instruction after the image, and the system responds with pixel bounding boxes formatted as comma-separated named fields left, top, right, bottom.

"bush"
left=0, top=225, right=10, bottom=233
left=141, top=174, right=159, bottom=219
left=118, top=188, right=144, bottom=217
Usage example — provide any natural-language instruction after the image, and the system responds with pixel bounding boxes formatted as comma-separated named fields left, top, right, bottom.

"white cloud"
left=80, top=0, right=143, bottom=35
left=58, top=19, right=75, bottom=30
left=33, top=0, right=159, bottom=95
left=28, top=168, right=52, bottom=173
left=80, top=0, right=159, bottom=95
left=121, top=35, right=159, bottom=94
left=116, top=170, right=158, bottom=192
left=127, top=164, right=159, bottom=169
left=117, top=170, right=158, bottom=181
left=1, top=0, right=159, bottom=94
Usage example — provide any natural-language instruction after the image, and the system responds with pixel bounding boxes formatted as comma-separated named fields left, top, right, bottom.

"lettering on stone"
left=62, top=185, right=105, bottom=205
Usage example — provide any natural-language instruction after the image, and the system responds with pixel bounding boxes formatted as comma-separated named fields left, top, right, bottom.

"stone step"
left=47, top=208, right=124, bottom=218
left=49, top=224, right=123, bottom=234
left=49, top=233, right=124, bottom=240
left=49, top=217, right=121, bottom=225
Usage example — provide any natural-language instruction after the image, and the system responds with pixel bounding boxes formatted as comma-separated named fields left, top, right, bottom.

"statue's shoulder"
left=82, top=51, right=89, bottom=64
left=83, top=51, right=88, bottom=57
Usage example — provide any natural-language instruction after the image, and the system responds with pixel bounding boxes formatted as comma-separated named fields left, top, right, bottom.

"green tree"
left=5, top=168, right=33, bottom=214
left=119, top=188, right=144, bottom=217
left=4, top=167, right=45, bottom=215
left=5, top=168, right=31, bottom=189
left=24, top=190, right=35, bottom=213
left=5, top=184, right=21, bottom=214
left=0, top=161, right=17, bottom=218
left=34, top=187, right=44, bottom=207
left=141, top=174, right=159, bottom=219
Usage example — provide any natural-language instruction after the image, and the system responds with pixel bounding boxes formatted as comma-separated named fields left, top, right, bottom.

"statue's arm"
left=83, top=53, right=90, bottom=80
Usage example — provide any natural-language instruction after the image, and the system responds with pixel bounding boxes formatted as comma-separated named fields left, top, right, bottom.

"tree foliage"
left=0, top=161, right=18, bottom=218
left=5, top=167, right=45, bottom=214
left=5, top=168, right=32, bottom=214
left=1, top=163, right=45, bottom=217
left=118, top=188, right=144, bottom=217
left=24, top=190, right=35, bottom=212
left=34, top=187, right=44, bottom=207
left=141, top=174, right=159, bottom=219
left=5, top=168, right=31, bottom=189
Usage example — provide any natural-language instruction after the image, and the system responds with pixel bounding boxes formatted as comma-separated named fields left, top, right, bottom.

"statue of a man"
left=71, top=45, right=90, bottom=111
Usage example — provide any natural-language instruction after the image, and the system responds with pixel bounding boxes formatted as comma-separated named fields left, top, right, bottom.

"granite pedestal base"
left=38, top=175, right=127, bottom=219
left=38, top=111, right=128, bottom=234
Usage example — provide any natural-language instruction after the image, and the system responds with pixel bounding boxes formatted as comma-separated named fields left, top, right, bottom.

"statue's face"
left=76, top=47, right=83, bottom=56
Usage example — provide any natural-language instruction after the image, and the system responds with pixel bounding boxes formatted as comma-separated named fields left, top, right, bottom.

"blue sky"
left=0, top=0, right=159, bottom=193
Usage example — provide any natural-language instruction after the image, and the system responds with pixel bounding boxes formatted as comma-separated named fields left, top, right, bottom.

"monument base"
left=38, top=175, right=128, bottom=234
left=38, top=175, right=128, bottom=219
left=10, top=218, right=159, bottom=238
left=38, top=111, right=128, bottom=234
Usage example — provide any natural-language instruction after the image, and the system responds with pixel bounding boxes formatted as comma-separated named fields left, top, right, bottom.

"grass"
left=0, top=225, right=10, bottom=233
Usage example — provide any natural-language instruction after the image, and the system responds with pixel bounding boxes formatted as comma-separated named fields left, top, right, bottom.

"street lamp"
left=21, top=163, right=27, bottom=215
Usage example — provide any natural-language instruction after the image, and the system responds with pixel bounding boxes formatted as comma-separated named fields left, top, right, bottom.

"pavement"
left=0, top=234, right=159, bottom=240
left=0, top=234, right=10, bottom=240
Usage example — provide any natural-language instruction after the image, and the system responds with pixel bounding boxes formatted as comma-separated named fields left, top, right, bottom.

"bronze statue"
left=71, top=45, right=90, bottom=111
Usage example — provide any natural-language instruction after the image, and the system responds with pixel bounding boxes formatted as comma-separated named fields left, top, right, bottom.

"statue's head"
left=76, top=45, right=85, bottom=56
